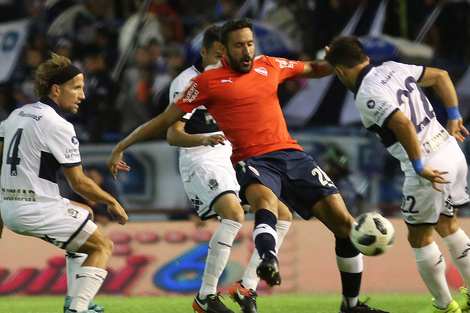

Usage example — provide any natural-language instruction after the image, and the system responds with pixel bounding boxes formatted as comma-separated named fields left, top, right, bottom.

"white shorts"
left=1, top=199, right=97, bottom=252
left=401, top=139, right=469, bottom=225
left=179, top=142, right=240, bottom=220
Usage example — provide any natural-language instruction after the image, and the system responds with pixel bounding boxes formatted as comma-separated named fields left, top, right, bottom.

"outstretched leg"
left=312, top=194, right=388, bottom=313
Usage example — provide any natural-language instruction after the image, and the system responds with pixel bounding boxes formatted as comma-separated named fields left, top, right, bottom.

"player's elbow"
left=166, top=130, right=178, bottom=146
left=68, top=174, right=90, bottom=195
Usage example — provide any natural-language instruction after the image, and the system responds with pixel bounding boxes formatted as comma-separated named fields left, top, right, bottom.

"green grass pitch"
left=0, top=293, right=459, bottom=313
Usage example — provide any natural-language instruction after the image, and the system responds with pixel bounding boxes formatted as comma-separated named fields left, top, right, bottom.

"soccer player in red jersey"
left=108, top=18, right=388, bottom=313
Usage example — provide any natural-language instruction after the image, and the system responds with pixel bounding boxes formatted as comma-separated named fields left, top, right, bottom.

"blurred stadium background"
left=0, top=0, right=470, bottom=299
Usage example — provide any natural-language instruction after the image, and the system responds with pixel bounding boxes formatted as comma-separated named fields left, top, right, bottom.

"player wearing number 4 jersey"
left=0, top=53, right=128, bottom=313
left=108, top=18, right=387, bottom=313
left=326, top=36, right=470, bottom=313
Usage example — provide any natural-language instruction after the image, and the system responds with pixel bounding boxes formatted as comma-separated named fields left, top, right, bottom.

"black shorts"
left=235, top=149, right=339, bottom=220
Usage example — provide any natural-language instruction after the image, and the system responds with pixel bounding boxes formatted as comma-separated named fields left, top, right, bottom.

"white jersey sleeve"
left=170, top=65, right=202, bottom=121
left=46, top=121, right=81, bottom=166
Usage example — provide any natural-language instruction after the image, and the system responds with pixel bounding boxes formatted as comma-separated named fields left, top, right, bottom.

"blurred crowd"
left=0, top=0, right=469, bottom=142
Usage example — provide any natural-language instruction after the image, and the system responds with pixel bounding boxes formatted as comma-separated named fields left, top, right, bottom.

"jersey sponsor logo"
left=65, top=148, right=79, bottom=159
left=71, top=136, right=78, bottom=145
left=367, top=100, right=375, bottom=109
left=254, top=67, right=268, bottom=76
left=18, top=111, right=42, bottom=121
left=1, top=188, right=36, bottom=201
left=183, top=83, right=199, bottom=103
left=208, top=178, right=219, bottom=190
left=380, top=69, right=396, bottom=85
left=275, top=58, right=295, bottom=69
left=67, top=207, right=81, bottom=219
left=372, top=102, right=393, bottom=124
left=221, top=77, right=233, bottom=84
left=248, top=166, right=260, bottom=176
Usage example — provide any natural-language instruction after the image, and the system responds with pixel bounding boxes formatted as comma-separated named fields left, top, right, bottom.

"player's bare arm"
left=63, top=165, right=129, bottom=225
left=419, top=67, right=469, bottom=141
left=387, top=109, right=450, bottom=191
left=167, top=120, right=226, bottom=147
left=300, top=60, right=334, bottom=79
left=108, top=102, right=186, bottom=178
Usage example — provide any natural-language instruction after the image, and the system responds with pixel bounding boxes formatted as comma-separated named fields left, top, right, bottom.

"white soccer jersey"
left=169, top=62, right=239, bottom=220
left=355, top=61, right=449, bottom=178
left=355, top=61, right=469, bottom=224
left=0, top=98, right=82, bottom=231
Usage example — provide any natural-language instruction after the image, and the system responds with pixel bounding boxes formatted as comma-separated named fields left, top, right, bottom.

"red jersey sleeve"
left=265, top=56, right=304, bottom=83
left=174, top=74, right=211, bottom=113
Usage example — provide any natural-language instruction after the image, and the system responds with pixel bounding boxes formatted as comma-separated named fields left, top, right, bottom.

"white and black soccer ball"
left=350, top=212, right=395, bottom=256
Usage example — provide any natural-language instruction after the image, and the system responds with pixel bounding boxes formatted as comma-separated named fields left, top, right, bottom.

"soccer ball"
left=350, top=212, right=395, bottom=256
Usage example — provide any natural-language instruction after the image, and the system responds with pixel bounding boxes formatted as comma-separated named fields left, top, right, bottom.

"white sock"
left=336, top=254, right=363, bottom=308
left=242, top=220, right=291, bottom=291
left=65, top=252, right=87, bottom=297
left=443, top=228, right=470, bottom=286
left=69, top=266, right=107, bottom=312
left=275, top=220, right=291, bottom=254
left=199, top=219, right=241, bottom=298
left=413, top=242, right=452, bottom=309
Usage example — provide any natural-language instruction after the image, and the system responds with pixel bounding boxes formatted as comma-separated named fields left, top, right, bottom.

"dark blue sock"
left=336, top=236, right=362, bottom=298
left=253, top=209, right=277, bottom=259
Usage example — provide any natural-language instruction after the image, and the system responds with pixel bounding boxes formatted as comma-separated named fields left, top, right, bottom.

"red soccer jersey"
left=175, top=55, right=304, bottom=164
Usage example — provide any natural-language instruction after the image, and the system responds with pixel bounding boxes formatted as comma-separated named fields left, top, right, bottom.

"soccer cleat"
left=256, top=254, right=281, bottom=287
left=459, top=286, right=470, bottom=312
left=418, top=300, right=462, bottom=313
left=192, top=292, right=234, bottom=313
left=64, top=296, right=104, bottom=313
left=339, top=300, right=390, bottom=313
left=228, top=280, right=258, bottom=313
left=65, top=309, right=99, bottom=313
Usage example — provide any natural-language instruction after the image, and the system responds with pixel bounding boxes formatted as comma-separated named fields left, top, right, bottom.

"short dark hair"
left=220, top=18, right=253, bottom=46
left=202, top=25, right=222, bottom=50
left=325, top=36, right=368, bottom=68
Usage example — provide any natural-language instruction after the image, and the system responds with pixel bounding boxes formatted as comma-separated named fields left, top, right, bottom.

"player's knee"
left=338, top=218, right=354, bottom=238
left=219, top=206, right=245, bottom=222
left=278, top=207, right=293, bottom=222
left=94, top=236, right=114, bottom=257
left=249, top=198, right=278, bottom=216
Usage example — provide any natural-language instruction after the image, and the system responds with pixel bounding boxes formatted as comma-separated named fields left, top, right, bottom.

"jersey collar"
left=40, top=97, right=65, bottom=118
left=354, top=64, right=374, bottom=98
left=193, top=58, right=204, bottom=73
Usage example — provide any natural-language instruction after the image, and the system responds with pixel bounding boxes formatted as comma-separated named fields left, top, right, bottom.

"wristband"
left=411, top=158, right=425, bottom=174
left=446, top=106, right=461, bottom=120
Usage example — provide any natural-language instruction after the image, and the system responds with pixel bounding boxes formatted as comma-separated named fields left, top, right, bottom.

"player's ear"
left=334, top=66, right=344, bottom=76
left=50, top=84, right=60, bottom=96
left=200, top=46, right=207, bottom=58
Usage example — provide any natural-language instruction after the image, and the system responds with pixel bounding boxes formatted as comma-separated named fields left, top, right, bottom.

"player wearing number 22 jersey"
left=354, top=61, right=469, bottom=224
left=326, top=36, right=470, bottom=313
